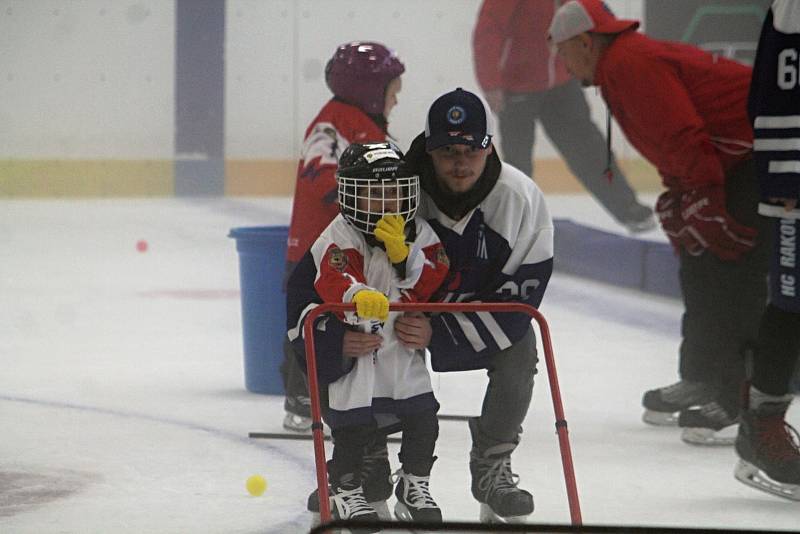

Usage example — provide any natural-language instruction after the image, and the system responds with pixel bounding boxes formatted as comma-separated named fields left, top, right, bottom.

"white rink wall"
left=1, top=0, right=645, bottom=161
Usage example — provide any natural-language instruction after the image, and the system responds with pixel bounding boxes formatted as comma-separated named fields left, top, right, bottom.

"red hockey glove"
left=679, top=185, right=757, bottom=261
left=655, top=190, right=703, bottom=256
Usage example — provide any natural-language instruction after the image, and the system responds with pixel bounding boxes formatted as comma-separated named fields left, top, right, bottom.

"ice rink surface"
left=1, top=195, right=798, bottom=533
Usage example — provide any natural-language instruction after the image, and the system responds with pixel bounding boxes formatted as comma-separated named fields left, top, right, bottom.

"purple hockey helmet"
left=325, top=41, right=405, bottom=115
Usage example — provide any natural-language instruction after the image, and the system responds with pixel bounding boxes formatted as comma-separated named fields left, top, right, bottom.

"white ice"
left=1, top=196, right=797, bottom=533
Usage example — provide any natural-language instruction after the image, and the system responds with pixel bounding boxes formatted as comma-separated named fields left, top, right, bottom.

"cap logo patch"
left=447, top=106, right=466, bottom=125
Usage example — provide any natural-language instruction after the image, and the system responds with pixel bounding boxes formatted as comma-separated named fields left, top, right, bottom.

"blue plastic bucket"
left=229, top=226, right=289, bottom=395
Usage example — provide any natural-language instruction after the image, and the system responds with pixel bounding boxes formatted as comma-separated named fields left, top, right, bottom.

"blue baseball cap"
left=424, top=88, right=494, bottom=151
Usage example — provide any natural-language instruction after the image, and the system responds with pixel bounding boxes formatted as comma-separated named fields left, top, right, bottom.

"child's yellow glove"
left=374, top=214, right=409, bottom=264
left=352, top=289, right=389, bottom=321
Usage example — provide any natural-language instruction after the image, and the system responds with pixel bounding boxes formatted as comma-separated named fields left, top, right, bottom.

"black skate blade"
left=734, top=459, right=800, bottom=501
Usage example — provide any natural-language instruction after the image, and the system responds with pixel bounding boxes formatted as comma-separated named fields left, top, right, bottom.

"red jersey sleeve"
left=314, top=244, right=368, bottom=304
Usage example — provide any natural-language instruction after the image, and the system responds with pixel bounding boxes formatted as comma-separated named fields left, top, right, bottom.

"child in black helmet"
left=287, top=142, right=450, bottom=527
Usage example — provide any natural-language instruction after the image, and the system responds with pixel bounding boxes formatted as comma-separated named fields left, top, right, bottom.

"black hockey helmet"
left=336, top=142, right=419, bottom=236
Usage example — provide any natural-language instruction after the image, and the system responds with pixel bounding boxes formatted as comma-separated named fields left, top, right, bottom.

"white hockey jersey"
left=416, top=160, right=555, bottom=371
left=286, top=215, right=449, bottom=428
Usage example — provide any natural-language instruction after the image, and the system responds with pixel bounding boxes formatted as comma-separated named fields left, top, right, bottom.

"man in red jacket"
left=473, top=0, right=655, bottom=233
left=549, top=0, right=771, bottom=445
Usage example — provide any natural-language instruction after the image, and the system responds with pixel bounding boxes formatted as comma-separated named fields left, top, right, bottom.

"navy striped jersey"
left=417, top=162, right=554, bottom=372
left=750, top=0, right=800, bottom=219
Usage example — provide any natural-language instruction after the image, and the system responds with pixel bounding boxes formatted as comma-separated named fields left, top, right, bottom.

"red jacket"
left=595, top=31, right=754, bottom=191
left=286, top=100, right=386, bottom=265
left=473, top=0, right=571, bottom=93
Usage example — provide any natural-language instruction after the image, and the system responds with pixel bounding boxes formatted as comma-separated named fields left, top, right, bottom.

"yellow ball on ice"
left=246, top=474, right=267, bottom=496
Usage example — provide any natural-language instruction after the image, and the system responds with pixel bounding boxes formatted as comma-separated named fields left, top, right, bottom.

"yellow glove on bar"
left=352, top=289, right=389, bottom=321
left=374, top=214, right=409, bottom=264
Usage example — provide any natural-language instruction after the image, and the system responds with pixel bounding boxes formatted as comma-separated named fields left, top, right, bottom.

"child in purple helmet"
left=280, top=41, right=409, bottom=515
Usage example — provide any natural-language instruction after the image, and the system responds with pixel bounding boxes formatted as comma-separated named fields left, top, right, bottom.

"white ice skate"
left=282, top=412, right=312, bottom=433
left=734, top=459, right=800, bottom=501
left=308, top=486, right=390, bottom=530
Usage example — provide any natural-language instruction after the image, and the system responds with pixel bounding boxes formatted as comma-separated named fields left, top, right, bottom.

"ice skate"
left=679, top=400, right=739, bottom=446
left=391, top=468, right=442, bottom=523
left=282, top=394, right=313, bottom=432
left=470, top=445, right=533, bottom=523
left=307, top=473, right=381, bottom=534
left=282, top=412, right=313, bottom=433
left=734, top=400, right=800, bottom=501
left=622, top=204, right=657, bottom=234
left=642, top=380, right=715, bottom=426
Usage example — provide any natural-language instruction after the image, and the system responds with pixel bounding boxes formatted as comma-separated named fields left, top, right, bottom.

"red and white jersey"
left=308, top=215, right=449, bottom=420
left=286, top=99, right=387, bottom=267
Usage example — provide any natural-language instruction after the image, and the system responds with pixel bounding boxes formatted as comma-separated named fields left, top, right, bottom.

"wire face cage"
left=337, top=175, right=419, bottom=235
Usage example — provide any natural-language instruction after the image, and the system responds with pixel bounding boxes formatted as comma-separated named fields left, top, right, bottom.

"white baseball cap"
left=548, top=0, right=639, bottom=45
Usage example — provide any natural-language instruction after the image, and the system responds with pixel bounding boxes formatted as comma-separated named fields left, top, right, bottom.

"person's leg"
left=360, top=432, right=392, bottom=517
left=321, top=422, right=382, bottom=523
left=735, top=219, right=800, bottom=498
left=393, top=408, right=441, bottom=522
left=538, top=80, right=654, bottom=232
left=497, top=91, right=542, bottom=178
left=643, top=160, right=769, bottom=435
left=752, top=305, right=800, bottom=396
left=676, top=159, right=770, bottom=444
left=329, top=422, right=377, bottom=484
left=470, top=327, right=537, bottom=522
left=473, top=327, right=538, bottom=445
left=281, top=337, right=312, bottom=431
left=752, top=216, right=800, bottom=397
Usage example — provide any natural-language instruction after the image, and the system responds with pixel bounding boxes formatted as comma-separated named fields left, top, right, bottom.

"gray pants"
left=498, top=80, right=643, bottom=224
left=472, top=327, right=539, bottom=451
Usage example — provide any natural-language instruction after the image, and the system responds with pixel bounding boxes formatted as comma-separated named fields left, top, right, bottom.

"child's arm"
left=315, top=243, right=389, bottom=322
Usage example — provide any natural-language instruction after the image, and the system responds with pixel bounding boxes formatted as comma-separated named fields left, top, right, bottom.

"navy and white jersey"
left=286, top=215, right=449, bottom=428
left=750, top=0, right=800, bottom=219
left=417, top=162, right=554, bottom=372
left=751, top=0, right=800, bottom=312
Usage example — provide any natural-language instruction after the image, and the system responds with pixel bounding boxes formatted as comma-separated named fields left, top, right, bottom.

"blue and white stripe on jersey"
left=418, top=162, right=554, bottom=372
left=750, top=0, right=800, bottom=219
left=751, top=1, right=800, bottom=311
